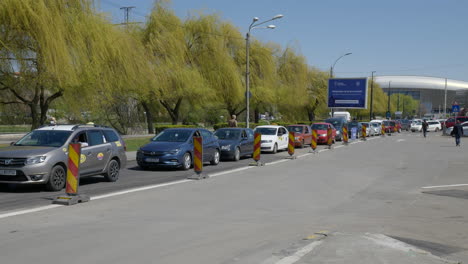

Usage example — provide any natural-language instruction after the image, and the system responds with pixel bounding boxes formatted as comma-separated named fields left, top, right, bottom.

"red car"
left=444, top=116, right=468, bottom=128
left=311, top=122, right=336, bottom=144
left=383, top=120, right=396, bottom=133
left=287, top=124, right=312, bottom=148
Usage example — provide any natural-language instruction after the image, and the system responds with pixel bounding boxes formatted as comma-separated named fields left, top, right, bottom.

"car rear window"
left=103, top=130, right=120, bottom=142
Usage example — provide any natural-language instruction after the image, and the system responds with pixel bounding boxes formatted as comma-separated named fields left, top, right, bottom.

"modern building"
left=374, top=75, right=468, bottom=117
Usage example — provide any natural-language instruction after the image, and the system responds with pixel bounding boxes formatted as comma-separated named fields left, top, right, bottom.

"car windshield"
left=255, top=127, right=277, bottom=135
left=383, top=121, right=392, bottom=126
left=370, top=123, right=380, bottom=127
left=152, top=130, right=192, bottom=142
left=214, top=129, right=241, bottom=140
left=311, top=124, right=328, bottom=130
left=287, top=126, right=304, bottom=133
left=412, top=121, right=422, bottom=125
left=15, top=130, right=72, bottom=147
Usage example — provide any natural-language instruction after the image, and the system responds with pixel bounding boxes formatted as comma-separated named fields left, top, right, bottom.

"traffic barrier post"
left=188, top=134, right=208, bottom=179
left=342, top=126, right=348, bottom=145
left=361, top=125, right=367, bottom=140
left=381, top=123, right=385, bottom=137
left=310, top=130, right=318, bottom=153
left=52, top=143, right=90, bottom=205
left=327, top=126, right=333, bottom=149
left=249, top=132, right=264, bottom=166
left=285, top=131, right=297, bottom=159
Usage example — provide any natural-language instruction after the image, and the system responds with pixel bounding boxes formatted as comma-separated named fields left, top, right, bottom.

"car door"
left=278, top=127, right=288, bottom=149
left=80, top=130, right=111, bottom=175
left=244, top=129, right=254, bottom=155
left=303, top=126, right=312, bottom=145
left=200, top=130, right=214, bottom=161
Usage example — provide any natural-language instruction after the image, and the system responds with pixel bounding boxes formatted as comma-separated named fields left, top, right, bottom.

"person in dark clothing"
left=451, top=120, right=464, bottom=146
left=422, top=120, right=428, bottom=138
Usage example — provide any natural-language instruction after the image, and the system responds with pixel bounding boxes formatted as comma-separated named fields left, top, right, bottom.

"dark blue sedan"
left=137, top=128, right=220, bottom=170
left=214, top=128, right=254, bottom=161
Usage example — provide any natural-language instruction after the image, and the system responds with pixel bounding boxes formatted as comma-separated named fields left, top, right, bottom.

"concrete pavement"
left=0, top=132, right=466, bottom=263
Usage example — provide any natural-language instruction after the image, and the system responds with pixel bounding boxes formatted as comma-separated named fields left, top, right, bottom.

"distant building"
left=374, top=76, right=468, bottom=117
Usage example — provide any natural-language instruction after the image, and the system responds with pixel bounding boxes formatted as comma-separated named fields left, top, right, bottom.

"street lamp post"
left=329, top=52, right=352, bottom=117
left=387, top=81, right=392, bottom=120
left=246, top=14, right=283, bottom=128
left=369, top=71, right=376, bottom=120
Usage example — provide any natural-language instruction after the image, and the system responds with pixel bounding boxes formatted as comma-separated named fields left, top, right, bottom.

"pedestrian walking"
left=422, top=120, right=428, bottom=138
left=228, top=114, right=238, bottom=127
left=451, top=120, right=464, bottom=146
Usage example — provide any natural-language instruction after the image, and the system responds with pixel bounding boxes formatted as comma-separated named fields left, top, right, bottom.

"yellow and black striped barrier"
left=53, top=143, right=89, bottom=205
left=381, top=123, right=385, bottom=136
left=327, top=126, right=333, bottom=149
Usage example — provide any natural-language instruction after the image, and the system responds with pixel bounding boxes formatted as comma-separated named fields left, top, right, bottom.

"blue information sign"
left=328, top=78, right=368, bottom=109
left=452, top=105, right=460, bottom=113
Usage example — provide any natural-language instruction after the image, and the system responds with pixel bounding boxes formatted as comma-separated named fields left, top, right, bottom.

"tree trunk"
left=141, top=101, right=154, bottom=134
left=160, top=97, right=183, bottom=125
left=254, top=107, right=260, bottom=124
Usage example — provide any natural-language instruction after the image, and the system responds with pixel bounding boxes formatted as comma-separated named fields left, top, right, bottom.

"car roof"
left=36, top=125, right=77, bottom=131
left=216, top=127, right=251, bottom=130
left=255, top=125, right=282, bottom=128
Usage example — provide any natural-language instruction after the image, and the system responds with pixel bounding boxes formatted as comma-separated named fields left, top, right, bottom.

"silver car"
left=0, top=124, right=127, bottom=191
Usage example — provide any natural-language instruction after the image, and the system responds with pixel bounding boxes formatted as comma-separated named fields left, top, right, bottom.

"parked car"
left=369, top=121, right=382, bottom=135
left=347, top=121, right=362, bottom=138
left=311, top=123, right=336, bottom=144
left=394, top=120, right=402, bottom=133
left=254, top=125, right=289, bottom=153
left=410, top=120, right=422, bottom=132
left=383, top=120, right=397, bottom=133
left=359, top=122, right=373, bottom=136
left=444, top=116, right=468, bottom=128
left=426, top=120, right=442, bottom=132
left=398, top=119, right=411, bottom=131
left=0, top=124, right=126, bottom=191
left=324, top=117, right=347, bottom=141
left=286, top=124, right=312, bottom=148
left=214, top=128, right=254, bottom=161
left=446, top=121, right=468, bottom=136
left=137, top=128, right=220, bottom=170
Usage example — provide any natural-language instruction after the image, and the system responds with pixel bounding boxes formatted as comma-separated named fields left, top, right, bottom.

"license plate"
left=145, top=158, right=159, bottom=163
left=0, top=170, right=17, bottom=176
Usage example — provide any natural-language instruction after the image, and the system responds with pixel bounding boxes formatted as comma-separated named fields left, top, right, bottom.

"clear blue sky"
left=98, top=0, right=468, bottom=82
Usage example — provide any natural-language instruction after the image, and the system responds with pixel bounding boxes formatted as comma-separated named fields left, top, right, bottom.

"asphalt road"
left=1, top=132, right=467, bottom=263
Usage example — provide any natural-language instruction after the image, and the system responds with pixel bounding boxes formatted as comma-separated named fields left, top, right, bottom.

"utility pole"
left=444, top=78, right=447, bottom=118
left=369, top=71, right=376, bottom=120
left=387, top=81, right=391, bottom=120
left=120, top=6, right=135, bottom=26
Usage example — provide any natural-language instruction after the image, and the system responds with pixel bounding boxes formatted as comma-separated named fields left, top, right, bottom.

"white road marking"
left=0, top=205, right=61, bottom=220
left=297, top=153, right=312, bottom=158
left=273, top=240, right=323, bottom=264
left=421, top=183, right=468, bottom=189
left=209, top=166, right=254, bottom=178
left=334, top=145, right=344, bottom=149
left=396, top=139, right=405, bottom=142
left=266, top=159, right=290, bottom=165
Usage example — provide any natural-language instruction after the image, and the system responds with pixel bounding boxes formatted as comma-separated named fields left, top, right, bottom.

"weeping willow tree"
left=305, top=67, right=328, bottom=121
left=184, top=13, right=244, bottom=119
left=0, top=0, right=154, bottom=129
left=142, top=1, right=209, bottom=126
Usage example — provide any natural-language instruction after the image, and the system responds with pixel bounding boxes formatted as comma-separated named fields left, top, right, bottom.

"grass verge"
left=123, top=136, right=153, bottom=152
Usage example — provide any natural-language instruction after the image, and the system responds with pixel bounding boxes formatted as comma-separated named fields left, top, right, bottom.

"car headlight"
left=221, top=145, right=231, bottom=150
left=167, top=149, right=180, bottom=154
left=320, top=134, right=327, bottom=137
left=25, top=156, right=46, bottom=165
left=336, top=131, right=340, bottom=135
left=294, top=137, right=299, bottom=140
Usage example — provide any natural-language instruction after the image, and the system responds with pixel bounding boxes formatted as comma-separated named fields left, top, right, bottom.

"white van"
left=333, top=111, right=351, bottom=122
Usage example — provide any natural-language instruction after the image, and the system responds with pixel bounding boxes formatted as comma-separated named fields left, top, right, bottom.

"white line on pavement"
left=209, top=166, right=254, bottom=178
left=396, top=139, right=406, bottom=142
left=0, top=205, right=61, bottom=220
left=266, top=159, right=290, bottom=166
left=334, top=145, right=344, bottom=149
left=421, top=183, right=468, bottom=189
left=273, top=240, right=323, bottom=264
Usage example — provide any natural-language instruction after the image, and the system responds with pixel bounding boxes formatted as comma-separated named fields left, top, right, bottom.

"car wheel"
left=104, top=159, right=120, bottom=182
left=45, top=165, right=66, bottom=191
left=435, top=128, right=439, bottom=132
left=210, top=149, right=220, bottom=165
left=182, top=153, right=192, bottom=170
left=233, top=147, right=241, bottom=161
left=272, top=143, right=278, bottom=154
left=398, top=129, right=401, bottom=133
left=300, top=140, right=305, bottom=148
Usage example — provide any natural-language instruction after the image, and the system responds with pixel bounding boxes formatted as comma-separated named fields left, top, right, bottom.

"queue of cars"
left=0, top=117, right=406, bottom=191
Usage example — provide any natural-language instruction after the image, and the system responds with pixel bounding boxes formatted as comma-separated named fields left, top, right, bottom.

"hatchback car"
left=359, top=122, right=374, bottom=136
left=369, top=122, right=382, bottom=135
left=410, top=120, right=422, bottom=132
left=137, top=128, right=220, bottom=170
left=324, top=117, right=347, bottom=141
left=311, top=123, right=336, bottom=144
left=214, top=128, right=254, bottom=161
left=444, top=116, right=468, bottom=128
left=0, top=124, right=127, bottom=191
left=286, top=124, right=312, bottom=148
left=426, top=120, right=442, bottom=132
left=254, top=125, right=289, bottom=153
left=383, top=120, right=397, bottom=133
left=446, top=121, right=468, bottom=136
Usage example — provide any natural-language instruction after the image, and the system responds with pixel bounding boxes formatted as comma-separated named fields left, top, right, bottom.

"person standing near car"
left=422, top=120, right=428, bottom=138
left=228, top=115, right=238, bottom=127
left=451, top=120, right=464, bottom=146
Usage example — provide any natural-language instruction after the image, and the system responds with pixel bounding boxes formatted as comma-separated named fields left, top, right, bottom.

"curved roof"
left=374, top=76, right=468, bottom=91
